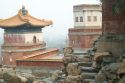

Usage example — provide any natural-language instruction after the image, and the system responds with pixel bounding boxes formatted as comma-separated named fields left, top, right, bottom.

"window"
left=33, top=36, right=37, bottom=43
left=87, top=16, right=91, bottom=22
left=75, top=17, right=79, bottom=22
left=80, top=16, right=83, bottom=22
left=93, top=16, right=97, bottom=22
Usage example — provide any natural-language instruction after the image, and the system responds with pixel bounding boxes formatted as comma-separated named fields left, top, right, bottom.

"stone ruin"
left=0, top=68, right=35, bottom=83
left=2, top=43, right=125, bottom=83
left=51, top=43, right=125, bottom=83
left=0, top=67, right=47, bottom=83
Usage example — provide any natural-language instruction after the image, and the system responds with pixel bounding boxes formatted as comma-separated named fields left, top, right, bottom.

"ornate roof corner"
left=0, top=7, right=53, bottom=28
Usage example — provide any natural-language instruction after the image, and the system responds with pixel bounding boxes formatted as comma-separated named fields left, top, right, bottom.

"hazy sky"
left=0, top=0, right=100, bottom=48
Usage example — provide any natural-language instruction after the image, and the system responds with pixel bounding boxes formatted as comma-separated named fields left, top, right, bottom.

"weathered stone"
left=95, top=63, right=120, bottom=82
left=95, top=71, right=107, bottom=83
left=51, top=70, right=62, bottom=81
left=78, top=62, right=92, bottom=67
left=17, top=75, right=28, bottom=83
left=83, top=56, right=91, bottom=62
left=81, top=72, right=96, bottom=79
left=93, top=52, right=111, bottom=61
left=66, top=75, right=81, bottom=83
left=118, top=61, right=125, bottom=75
left=63, top=54, right=78, bottom=64
left=66, top=63, right=80, bottom=76
left=92, top=61, right=102, bottom=69
left=8, top=76, right=22, bottom=83
left=119, top=75, right=125, bottom=83
left=82, top=79, right=96, bottom=83
left=64, top=46, right=74, bottom=55
left=3, top=72, right=13, bottom=82
left=80, top=67, right=98, bottom=73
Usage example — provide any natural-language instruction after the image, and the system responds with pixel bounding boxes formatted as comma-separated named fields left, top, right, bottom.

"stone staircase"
left=78, top=55, right=98, bottom=83
left=55, top=47, right=100, bottom=83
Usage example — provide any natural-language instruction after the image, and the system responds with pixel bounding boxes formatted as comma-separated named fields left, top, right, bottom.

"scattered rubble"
left=52, top=44, right=125, bottom=83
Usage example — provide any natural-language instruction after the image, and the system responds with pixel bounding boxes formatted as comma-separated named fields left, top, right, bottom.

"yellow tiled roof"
left=0, top=9, right=52, bottom=28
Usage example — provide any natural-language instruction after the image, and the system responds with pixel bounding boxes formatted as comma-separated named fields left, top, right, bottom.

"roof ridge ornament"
left=22, top=5, right=27, bottom=16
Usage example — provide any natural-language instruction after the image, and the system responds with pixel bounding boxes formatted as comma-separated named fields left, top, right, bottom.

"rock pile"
left=52, top=46, right=98, bottom=83
left=55, top=43, right=125, bottom=83
left=0, top=68, right=44, bottom=83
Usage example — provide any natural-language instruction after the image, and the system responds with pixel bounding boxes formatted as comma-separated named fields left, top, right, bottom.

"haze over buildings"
left=0, top=0, right=100, bottom=50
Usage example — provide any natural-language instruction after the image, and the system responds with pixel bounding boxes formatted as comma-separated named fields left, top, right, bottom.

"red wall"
left=2, top=52, right=24, bottom=66
left=68, top=29, right=102, bottom=49
left=4, top=34, right=25, bottom=44
left=16, top=61, right=63, bottom=68
left=102, top=0, right=125, bottom=34
left=2, top=49, right=59, bottom=66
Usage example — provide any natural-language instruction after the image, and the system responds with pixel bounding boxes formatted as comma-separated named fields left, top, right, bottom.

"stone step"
left=82, top=79, right=95, bottom=83
left=78, top=62, right=92, bottom=67
left=81, top=72, right=97, bottom=79
left=83, top=55, right=91, bottom=58
left=80, top=67, right=98, bottom=73
left=82, top=55, right=92, bottom=62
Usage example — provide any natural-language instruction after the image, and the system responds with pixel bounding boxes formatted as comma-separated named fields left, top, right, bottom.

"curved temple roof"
left=0, top=7, right=53, bottom=28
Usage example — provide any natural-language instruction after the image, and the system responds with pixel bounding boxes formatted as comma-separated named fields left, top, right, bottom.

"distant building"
left=0, top=6, right=63, bottom=68
left=68, top=4, right=102, bottom=52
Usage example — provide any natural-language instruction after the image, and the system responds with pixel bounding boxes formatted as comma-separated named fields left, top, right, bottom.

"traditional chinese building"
left=0, top=6, right=63, bottom=68
left=68, top=4, right=102, bottom=52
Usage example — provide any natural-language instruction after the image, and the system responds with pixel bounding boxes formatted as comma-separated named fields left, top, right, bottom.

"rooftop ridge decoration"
left=0, top=6, right=53, bottom=28
left=21, top=5, right=27, bottom=16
